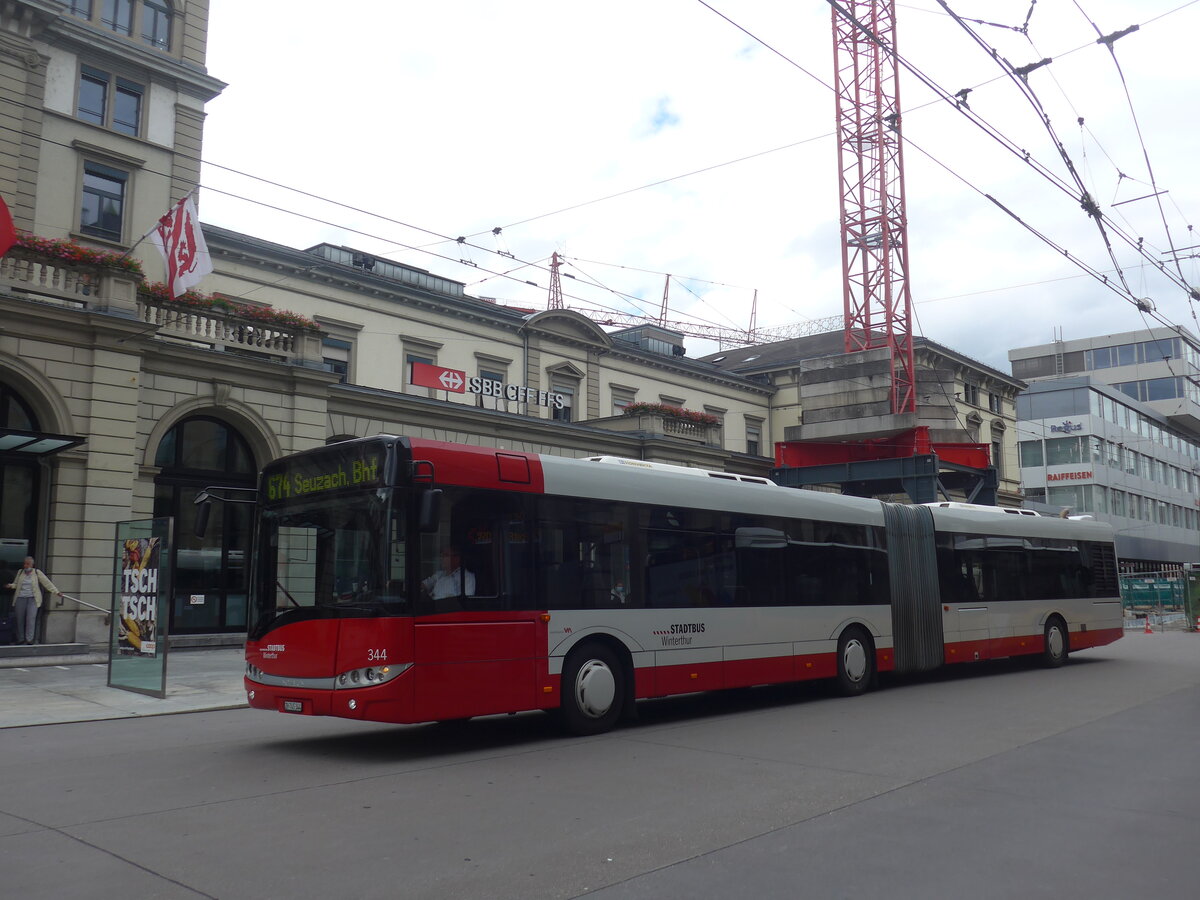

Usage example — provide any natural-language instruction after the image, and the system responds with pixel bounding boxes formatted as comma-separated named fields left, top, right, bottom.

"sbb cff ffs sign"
left=411, top=362, right=566, bottom=409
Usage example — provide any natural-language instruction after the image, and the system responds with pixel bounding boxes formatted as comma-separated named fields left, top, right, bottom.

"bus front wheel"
left=1042, top=617, right=1069, bottom=668
left=560, top=643, right=624, bottom=735
left=836, top=627, right=874, bottom=696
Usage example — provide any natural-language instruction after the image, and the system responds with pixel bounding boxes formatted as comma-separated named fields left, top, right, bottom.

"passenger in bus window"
left=422, top=546, right=476, bottom=600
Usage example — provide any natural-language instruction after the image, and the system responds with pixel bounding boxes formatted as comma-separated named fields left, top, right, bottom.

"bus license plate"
left=283, top=700, right=303, bottom=713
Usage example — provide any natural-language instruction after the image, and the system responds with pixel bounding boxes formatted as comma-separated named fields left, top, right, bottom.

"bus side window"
left=538, top=498, right=632, bottom=610
left=416, top=492, right=499, bottom=611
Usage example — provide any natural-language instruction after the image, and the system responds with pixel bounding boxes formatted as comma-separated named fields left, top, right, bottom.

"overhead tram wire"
left=203, top=176, right=751, bottom=336
left=1071, top=0, right=1190, bottom=289
left=566, top=256, right=755, bottom=291
left=0, top=42, right=1132, bottom=350
left=837, top=0, right=1182, bottom=280
left=693, top=1, right=1200, bottom=333
left=692, top=0, right=1199, bottom=303
left=935, top=3, right=1139, bottom=302
left=194, top=6, right=1200, bottom=312
left=0, top=103, right=761, bottom=332
left=933, top=1, right=1200, bottom=303
left=564, top=256, right=757, bottom=329
left=192, top=184, right=719, bottom=328
left=0, top=8, right=1179, bottom=289
left=432, top=0, right=844, bottom=245
left=5, top=8, right=1196, bottom=342
left=451, top=133, right=833, bottom=245
left=462, top=0, right=1200, bottom=341
left=464, top=256, right=548, bottom=288
left=902, top=132, right=1183, bottom=334
left=673, top=278, right=744, bottom=330
left=561, top=259, right=679, bottom=325
left=824, top=0, right=1200, bottom=308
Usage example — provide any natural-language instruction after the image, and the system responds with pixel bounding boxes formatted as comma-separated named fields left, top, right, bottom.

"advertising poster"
left=109, top=517, right=171, bottom=698
left=118, top=536, right=161, bottom=657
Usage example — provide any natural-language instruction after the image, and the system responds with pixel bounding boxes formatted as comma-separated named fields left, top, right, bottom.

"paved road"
left=2, top=632, right=1197, bottom=899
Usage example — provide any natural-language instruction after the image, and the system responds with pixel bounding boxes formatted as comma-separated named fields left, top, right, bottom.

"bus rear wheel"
left=560, top=643, right=624, bottom=735
left=836, top=627, right=874, bottom=696
left=1042, top=617, right=1069, bottom=668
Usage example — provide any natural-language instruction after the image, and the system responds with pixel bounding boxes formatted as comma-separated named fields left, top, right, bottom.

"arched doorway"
left=153, top=416, right=256, bottom=634
left=0, top=384, right=40, bottom=580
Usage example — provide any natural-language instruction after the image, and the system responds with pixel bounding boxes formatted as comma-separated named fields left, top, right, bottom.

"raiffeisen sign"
left=411, top=362, right=566, bottom=410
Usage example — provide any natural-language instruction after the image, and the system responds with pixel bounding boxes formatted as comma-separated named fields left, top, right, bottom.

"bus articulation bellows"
left=243, top=436, right=1122, bottom=734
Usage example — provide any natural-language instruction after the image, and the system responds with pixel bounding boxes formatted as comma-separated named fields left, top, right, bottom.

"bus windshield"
left=249, top=493, right=404, bottom=637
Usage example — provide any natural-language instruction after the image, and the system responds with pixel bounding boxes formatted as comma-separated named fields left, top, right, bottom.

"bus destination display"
left=264, top=448, right=385, bottom=502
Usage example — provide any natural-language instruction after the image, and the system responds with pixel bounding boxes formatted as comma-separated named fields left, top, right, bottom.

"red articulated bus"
left=243, top=435, right=1122, bottom=734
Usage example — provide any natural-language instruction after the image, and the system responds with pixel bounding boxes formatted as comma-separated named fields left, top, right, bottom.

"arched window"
left=965, top=411, right=983, bottom=444
left=153, top=417, right=255, bottom=634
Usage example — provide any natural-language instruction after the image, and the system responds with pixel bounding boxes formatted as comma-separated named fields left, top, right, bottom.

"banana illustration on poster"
left=118, top=536, right=161, bottom=657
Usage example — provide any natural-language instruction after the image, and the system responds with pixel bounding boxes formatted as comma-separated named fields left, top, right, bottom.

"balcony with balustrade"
left=590, top=403, right=723, bottom=447
left=0, top=240, right=321, bottom=365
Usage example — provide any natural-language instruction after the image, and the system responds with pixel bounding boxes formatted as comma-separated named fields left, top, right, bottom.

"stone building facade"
left=0, top=2, right=1025, bottom=646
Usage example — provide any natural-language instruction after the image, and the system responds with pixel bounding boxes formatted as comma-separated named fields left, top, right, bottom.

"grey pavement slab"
left=0, top=647, right=247, bottom=728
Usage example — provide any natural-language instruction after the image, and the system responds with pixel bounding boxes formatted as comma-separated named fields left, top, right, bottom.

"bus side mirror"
left=194, top=496, right=212, bottom=538
left=419, top=489, right=442, bottom=533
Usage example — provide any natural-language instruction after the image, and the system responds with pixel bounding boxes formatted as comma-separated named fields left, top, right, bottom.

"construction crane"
left=772, top=0, right=996, bottom=505
left=832, top=0, right=916, bottom=414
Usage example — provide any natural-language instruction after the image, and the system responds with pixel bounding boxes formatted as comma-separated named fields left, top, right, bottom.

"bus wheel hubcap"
left=575, top=659, right=616, bottom=718
left=1048, top=626, right=1064, bottom=657
left=843, top=640, right=867, bottom=683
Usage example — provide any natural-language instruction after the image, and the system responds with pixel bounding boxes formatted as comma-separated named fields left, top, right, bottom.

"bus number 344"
left=367, top=649, right=387, bottom=662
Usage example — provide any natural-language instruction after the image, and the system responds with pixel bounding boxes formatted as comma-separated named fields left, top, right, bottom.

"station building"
left=0, top=1, right=1023, bottom=645
left=1009, top=328, right=1200, bottom=570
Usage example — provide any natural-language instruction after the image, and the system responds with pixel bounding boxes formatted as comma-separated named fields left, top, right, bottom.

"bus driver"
left=422, top=546, right=475, bottom=600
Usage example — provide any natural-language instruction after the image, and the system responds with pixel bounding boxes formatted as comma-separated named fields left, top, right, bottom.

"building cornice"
left=47, top=16, right=226, bottom=101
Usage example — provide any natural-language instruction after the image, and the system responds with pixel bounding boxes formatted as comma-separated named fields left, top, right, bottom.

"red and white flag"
left=147, top=196, right=211, bottom=297
left=0, top=194, right=18, bottom=258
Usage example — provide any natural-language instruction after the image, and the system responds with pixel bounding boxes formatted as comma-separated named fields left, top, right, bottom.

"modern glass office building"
left=1011, top=328, right=1200, bottom=571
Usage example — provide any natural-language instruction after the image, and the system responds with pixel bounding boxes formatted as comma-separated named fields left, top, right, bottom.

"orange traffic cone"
left=1144, top=616, right=1154, bottom=634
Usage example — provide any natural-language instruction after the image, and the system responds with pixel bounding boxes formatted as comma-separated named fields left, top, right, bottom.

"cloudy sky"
left=199, top=1, right=1200, bottom=372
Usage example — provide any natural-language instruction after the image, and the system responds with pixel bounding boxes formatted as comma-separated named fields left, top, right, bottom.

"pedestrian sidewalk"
left=0, top=645, right=247, bottom=728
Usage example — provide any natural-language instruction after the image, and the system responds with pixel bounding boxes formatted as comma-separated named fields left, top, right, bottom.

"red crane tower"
left=775, top=2, right=995, bottom=505
left=832, top=0, right=916, bottom=414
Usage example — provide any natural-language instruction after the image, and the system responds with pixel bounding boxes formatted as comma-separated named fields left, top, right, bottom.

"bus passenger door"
left=945, top=549, right=989, bottom=662
left=952, top=606, right=989, bottom=661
